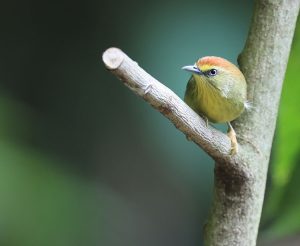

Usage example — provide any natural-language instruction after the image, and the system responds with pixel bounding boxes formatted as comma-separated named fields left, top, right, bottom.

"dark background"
left=0, top=0, right=299, bottom=245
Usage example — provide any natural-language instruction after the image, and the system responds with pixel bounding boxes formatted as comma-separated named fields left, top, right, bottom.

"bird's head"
left=182, top=56, right=246, bottom=93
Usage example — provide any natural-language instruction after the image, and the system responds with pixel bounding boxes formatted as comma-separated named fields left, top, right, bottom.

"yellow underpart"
left=192, top=75, right=244, bottom=123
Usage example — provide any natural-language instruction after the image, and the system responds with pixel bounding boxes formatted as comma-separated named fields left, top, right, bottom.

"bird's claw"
left=227, top=123, right=238, bottom=155
left=202, top=116, right=209, bottom=127
left=229, top=139, right=238, bottom=155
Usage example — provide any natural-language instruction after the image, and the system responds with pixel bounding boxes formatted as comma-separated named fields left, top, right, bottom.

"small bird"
left=182, top=56, right=247, bottom=155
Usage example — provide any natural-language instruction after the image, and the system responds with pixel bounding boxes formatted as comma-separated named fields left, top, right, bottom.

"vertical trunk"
left=204, top=0, right=300, bottom=245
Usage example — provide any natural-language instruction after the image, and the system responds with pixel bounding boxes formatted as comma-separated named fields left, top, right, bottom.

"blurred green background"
left=0, top=0, right=299, bottom=245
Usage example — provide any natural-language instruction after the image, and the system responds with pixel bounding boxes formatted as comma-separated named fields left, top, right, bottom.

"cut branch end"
left=102, top=47, right=124, bottom=70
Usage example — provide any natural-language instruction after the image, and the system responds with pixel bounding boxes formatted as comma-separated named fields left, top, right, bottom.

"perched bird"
left=182, top=56, right=247, bottom=155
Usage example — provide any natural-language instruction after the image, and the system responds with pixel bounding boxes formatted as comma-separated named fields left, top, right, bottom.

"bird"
left=182, top=56, right=247, bottom=155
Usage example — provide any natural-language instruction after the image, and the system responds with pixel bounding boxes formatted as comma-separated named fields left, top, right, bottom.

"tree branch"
left=103, top=47, right=241, bottom=166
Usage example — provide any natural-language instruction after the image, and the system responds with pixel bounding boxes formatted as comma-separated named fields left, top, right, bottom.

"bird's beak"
left=182, top=65, right=203, bottom=75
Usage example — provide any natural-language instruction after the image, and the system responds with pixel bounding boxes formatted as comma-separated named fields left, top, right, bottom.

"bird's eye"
left=208, top=69, right=217, bottom=76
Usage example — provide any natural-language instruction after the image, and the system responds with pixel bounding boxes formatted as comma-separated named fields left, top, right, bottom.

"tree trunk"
left=204, top=0, right=300, bottom=245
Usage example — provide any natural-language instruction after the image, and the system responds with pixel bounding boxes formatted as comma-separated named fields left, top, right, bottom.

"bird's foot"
left=202, top=116, right=209, bottom=127
left=227, top=122, right=238, bottom=155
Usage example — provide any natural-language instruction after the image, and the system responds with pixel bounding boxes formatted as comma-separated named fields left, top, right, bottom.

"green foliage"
left=0, top=98, right=105, bottom=246
left=0, top=141, right=105, bottom=246
left=274, top=18, right=300, bottom=191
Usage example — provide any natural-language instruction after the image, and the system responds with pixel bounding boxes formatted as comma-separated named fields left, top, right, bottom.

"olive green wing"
left=184, top=76, right=196, bottom=103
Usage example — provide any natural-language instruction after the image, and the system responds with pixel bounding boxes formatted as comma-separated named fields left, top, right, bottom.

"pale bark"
left=102, top=0, right=300, bottom=245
